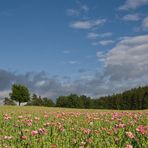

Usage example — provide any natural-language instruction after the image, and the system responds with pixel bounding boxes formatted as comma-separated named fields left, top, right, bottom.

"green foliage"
left=92, top=86, right=148, bottom=110
left=26, top=94, right=55, bottom=107
left=9, top=84, right=30, bottom=106
left=56, top=94, right=93, bottom=109
left=7, top=84, right=148, bottom=109
left=56, top=86, right=148, bottom=110
left=3, top=97, right=16, bottom=106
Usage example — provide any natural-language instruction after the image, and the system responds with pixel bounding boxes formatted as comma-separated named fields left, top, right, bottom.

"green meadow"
left=0, top=106, right=147, bottom=148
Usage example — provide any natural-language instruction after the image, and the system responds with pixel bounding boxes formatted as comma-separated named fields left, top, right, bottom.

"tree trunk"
left=19, top=102, right=21, bottom=106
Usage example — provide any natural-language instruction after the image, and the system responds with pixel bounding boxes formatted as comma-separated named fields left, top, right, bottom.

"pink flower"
left=43, top=122, right=50, bottom=127
left=34, top=117, right=40, bottom=121
left=86, top=137, right=93, bottom=143
left=115, top=124, right=125, bottom=128
left=136, top=125, right=147, bottom=135
left=126, top=132, right=135, bottom=139
left=82, top=128, right=91, bottom=135
left=31, top=130, right=38, bottom=136
left=20, top=135, right=27, bottom=140
left=5, top=146, right=11, bottom=148
left=4, top=136, right=13, bottom=140
left=51, top=144, right=57, bottom=148
left=4, top=114, right=11, bottom=120
left=126, top=144, right=133, bottom=148
left=38, top=128, right=47, bottom=135
left=44, top=114, right=48, bottom=118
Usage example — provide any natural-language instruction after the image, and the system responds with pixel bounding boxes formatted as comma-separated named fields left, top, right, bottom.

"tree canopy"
left=9, top=84, right=30, bottom=106
left=5, top=84, right=148, bottom=110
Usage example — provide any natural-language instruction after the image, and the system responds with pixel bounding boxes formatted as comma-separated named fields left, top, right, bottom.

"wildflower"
left=4, top=136, right=13, bottom=140
left=44, top=114, right=48, bottom=118
left=20, top=135, right=27, bottom=140
left=115, top=124, right=125, bottom=128
left=51, top=144, right=57, bottom=148
left=126, top=144, right=133, bottom=148
left=126, top=132, right=135, bottom=139
left=43, top=122, right=50, bottom=127
left=38, top=128, right=47, bottom=135
left=4, top=114, right=11, bottom=120
left=34, top=117, right=40, bottom=121
left=136, top=125, right=147, bottom=135
left=59, top=127, right=65, bottom=132
left=5, top=146, right=11, bottom=148
left=86, top=137, right=93, bottom=143
left=114, top=137, right=119, bottom=142
left=31, top=130, right=38, bottom=136
left=83, top=129, right=91, bottom=135
left=80, top=141, right=86, bottom=148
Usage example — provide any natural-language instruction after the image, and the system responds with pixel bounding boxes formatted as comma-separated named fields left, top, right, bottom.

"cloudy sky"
left=0, top=0, right=148, bottom=100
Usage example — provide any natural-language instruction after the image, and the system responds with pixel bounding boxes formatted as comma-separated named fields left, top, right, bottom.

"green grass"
left=0, top=106, right=147, bottom=148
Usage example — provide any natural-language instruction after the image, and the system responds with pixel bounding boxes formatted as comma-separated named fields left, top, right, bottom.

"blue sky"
left=0, top=0, right=148, bottom=99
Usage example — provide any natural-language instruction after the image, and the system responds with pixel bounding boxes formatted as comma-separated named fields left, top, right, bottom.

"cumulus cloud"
left=70, top=19, right=106, bottom=29
left=119, top=0, right=148, bottom=10
left=142, top=17, right=148, bottom=30
left=0, top=71, right=65, bottom=100
left=122, top=14, right=140, bottom=21
left=104, top=34, right=148, bottom=83
left=99, top=40, right=114, bottom=46
left=88, top=34, right=148, bottom=96
left=0, top=34, right=148, bottom=101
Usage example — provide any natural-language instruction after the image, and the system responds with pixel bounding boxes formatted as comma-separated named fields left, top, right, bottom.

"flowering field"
left=0, top=106, right=147, bottom=148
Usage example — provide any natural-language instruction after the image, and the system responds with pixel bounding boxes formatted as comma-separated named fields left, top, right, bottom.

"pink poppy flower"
left=126, top=144, right=133, bottom=148
left=31, top=130, right=38, bottom=136
left=126, top=132, right=135, bottom=139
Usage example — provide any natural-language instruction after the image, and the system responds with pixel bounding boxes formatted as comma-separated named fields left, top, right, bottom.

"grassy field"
left=0, top=106, right=147, bottom=148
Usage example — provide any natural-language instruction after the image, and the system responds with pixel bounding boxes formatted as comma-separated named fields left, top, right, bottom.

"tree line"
left=3, top=84, right=148, bottom=110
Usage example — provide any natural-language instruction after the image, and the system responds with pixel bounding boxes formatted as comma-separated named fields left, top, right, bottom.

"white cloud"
left=98, top=32, right=113, bottom=38
left=87, top=32, right=113, bottom=39
left=1, top=35, right=148, bottom=100
left=96, top=51, right=105, bottom=62
left=119, top=0, right=148, bottom=10
left=142, top=17, right=148, bottom=30
left=70, top=19, right=106, bottom=29
left=99, top=40, right=114, bottom=46
left=67, top=9, right=79, bottom=16
left=0, top=90, right=10, bottom=98
left=36, top=80, right=46, bottom=87
left=122, top=14, right=140, bottom=21
left=66, top=4, right=89, bottom=16
left=87, top=32, right=99, bottom=39
left=105, top=34, right=148, bottom=82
